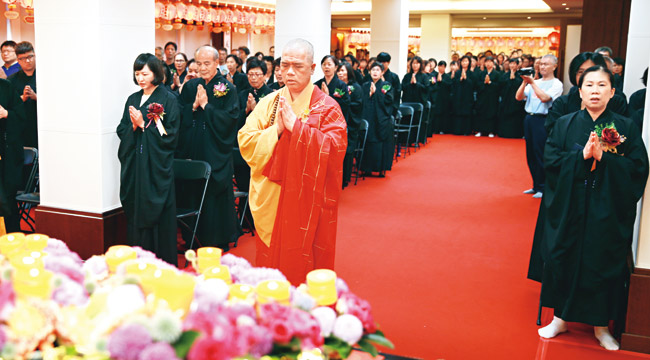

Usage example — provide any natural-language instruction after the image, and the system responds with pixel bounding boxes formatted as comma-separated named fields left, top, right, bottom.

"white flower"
left=106, top=284, right=145, bottom=318
left=150, top=309, right=182, bottom=343
left=311, top=307, right=337, bottom=337
left=332, top=314, right=363, bottom=345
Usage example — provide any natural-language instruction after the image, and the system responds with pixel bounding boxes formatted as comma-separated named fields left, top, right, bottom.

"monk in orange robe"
left=238, top=39, right=347, bottom=284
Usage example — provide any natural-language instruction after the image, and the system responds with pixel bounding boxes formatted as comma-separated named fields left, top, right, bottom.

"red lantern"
left=548, top=31, right=560, bottom=47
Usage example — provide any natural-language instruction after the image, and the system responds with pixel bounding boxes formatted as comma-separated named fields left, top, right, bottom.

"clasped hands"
left=275, top=96, right=297, bottom=137
left=129, top=105, right=144, bottom=131
left=21, top=85, right=36, bottom=102
left=193, top=84, right=209, bottom=111
left=584, top=132, right=603, bottom=161
left=0, top=105, right=8, bottom=119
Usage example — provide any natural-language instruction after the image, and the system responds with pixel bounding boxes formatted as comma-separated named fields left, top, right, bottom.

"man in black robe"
left=177, top=46, right=242, bottom=251
left=8, top=41, right=37, bottom=149
left=0, top=79, right=25, bottom=232
left=376, top=52, right=401, bottom=117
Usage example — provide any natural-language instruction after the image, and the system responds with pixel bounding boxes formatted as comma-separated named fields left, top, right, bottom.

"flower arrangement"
left=347, top=85, right=354, bottom=95
left=381, top=84, right=391, bottom=94
left=213, top=83, right=230, bottom=97
left=146, top=103, right=165, bottom=128
left=332, top=88, right=346, bottom=98
left=0, top=234, right=392, bottom=360
left=595, top=122, right=626, bottom=153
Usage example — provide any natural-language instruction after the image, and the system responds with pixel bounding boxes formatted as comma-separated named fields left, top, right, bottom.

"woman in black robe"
left=537, top=66, right=648, bottom=351
left=117, top=54, right=180, bottom=265
left=0, top=79, right=25, bottom=232
left=337, top=61, right=362, bottom=188
left=401, top=56, right=429, bottom=144
left=498, top=58, right=526, bottom=138
left=314, top=55, right=351, bottom=127
left=361, top=62, right=394, bottom=176
left=431, top=61, right=452, bottom=134
left=225, top=54, right=249, bottom=92
left=450, top=56, right=475, bottom=135
left=473, top=56, right=501, bottom=137
left=424, top=60, right=438, bottom=137
left=169, top=53, right=188, bottom=93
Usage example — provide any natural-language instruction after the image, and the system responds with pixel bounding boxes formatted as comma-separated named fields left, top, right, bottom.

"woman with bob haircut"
left=360, top=62, right=394, bottom=176
left=337, top=61, right=363, bottom=187
left=116, top=53, right=181, bottom=265
left=537, top=66, right=648, bottom=351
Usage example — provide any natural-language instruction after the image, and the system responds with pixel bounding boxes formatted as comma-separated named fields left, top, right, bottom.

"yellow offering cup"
left=105, top=245, right=137, bottom=273
left=256, top=280, right=291, bottom=305
left=0, top=233, right=26, bottom=256
left=13, top=267, right=54, bottom=299
left=25, top=234, right=49, bottom=251
left=9, top=252, right=44, bottom=272
left=229, top=283, right=255, bottom=301
left=197, top=247, right=221, bottom=272
left=306, top=269, right=338, bottom=306
left=203, top=265, right=232, bottom=284
left=146, top=269, right=196, bottom=315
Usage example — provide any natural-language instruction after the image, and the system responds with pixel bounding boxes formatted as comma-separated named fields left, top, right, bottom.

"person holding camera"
left=515, top=54, right=563, bottom=198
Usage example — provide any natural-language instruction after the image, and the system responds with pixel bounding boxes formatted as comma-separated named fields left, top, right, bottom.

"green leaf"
left=269, top=337, right=301, bottom=359
left=324, top=336, right=353, bottom=358
left=357, top=338, right=379, bottom=357
left=364, top=333, right=395, bottom=349
left=172, top=330, right=201, bottom=359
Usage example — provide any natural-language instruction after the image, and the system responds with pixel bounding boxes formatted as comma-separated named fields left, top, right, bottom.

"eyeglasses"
left=17, top=54, right=34, bottom=62
left=247, top=72, right=264, bottom=78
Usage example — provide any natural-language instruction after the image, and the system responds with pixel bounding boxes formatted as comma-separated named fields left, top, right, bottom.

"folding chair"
left=423, top=101, right=432, bottom=142
left=352, top=119, right=369, bottom=185
left=173, top=159, right=211, bottom=251
left=233, top=187, right=254, bottom=245
left=401, top=102, right=424, bottom=151
left=16, top=147, right=39, bottom=233
left=395, top=105, right=414, bottom=158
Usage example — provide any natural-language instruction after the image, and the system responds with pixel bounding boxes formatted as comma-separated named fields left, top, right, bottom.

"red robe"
left=259, top=86, right=347, bottom=284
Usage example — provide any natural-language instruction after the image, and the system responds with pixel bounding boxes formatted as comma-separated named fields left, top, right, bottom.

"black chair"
left=233, top=187, right=254, bottom=244
left=16, top=147, right=39, bottom=233
left=173, top=159, right=211, bottom=251
left=352, top=119, right=369, bottom=185
left=395, top=105, right=414, bottom=158
left=422, top=101, right=432, bottom=143
left=401, top=102, right=424, bottom=151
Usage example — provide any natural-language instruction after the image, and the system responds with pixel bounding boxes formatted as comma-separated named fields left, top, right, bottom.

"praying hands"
left=276, top=96, right=296, bottom=136
left=583, top=132, right=603, bottom=161
left=128, top=105, right=144, bottom=131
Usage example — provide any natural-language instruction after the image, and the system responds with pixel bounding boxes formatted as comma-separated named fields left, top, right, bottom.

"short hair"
left=262, top=55, right=274, bottom=63
left=449, top=60, right=458, bottom=67
left=642, top=67, right=648, bottom=87
left=578, top=65, right=614, bottom=88
left=1, top=40, right=16, bottom=50
left=321, top=55, right=339, bottom=66
left=195, top=46, right=219, bottom=61
left=509, top=57, right=520, bottom=65
left=484, top=56, right=495, bottom=63
left=459, top=55, right=472, bottom=67
left=428, top=58, right=437, bottom=67
left=164, top=41, right=177, bottom=51
left=187, top=59, right=196, bottom=67
left=541, top=54, right=558, bottom=65
left=369, top=62, right=384, bottom=72
left=283, top=38, right=314, bottom=63
left=410, top=56, right=423, bottom=73
left=238, top=46, right=250, bottom=56
left=15, top=41, right=34, bottom=55
left=246, top=58, right=267, bottom=75
left=254, top=51, right=264, bottom=59
left=217, top=47, right=228, bottom=53
left=133, top=53, right=165, bottom=86
left=438, top=60, right=447, bottom=67
left=568, top=52, right=606, bottom=86
left=226, top=54, right=242, bottom=66
left=175, top=52, right=188, bottom=62
left=594, top=46, right=613, bottom=56
left=602, top=55, right=614, bottom=65
left=337, top=61, right=356, bottom=83
left=613, top=57, right=625, bottom=66
left=376, top=52, right=391, bottom=63
left=273, top=57, right=282, bottom=67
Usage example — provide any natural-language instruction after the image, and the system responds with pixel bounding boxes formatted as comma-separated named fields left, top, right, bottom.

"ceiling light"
left=565, top=7, right=570, bottom=10
left=362, top=17, right=366, bottom=20
left=561, top=2, right=566, bottom=5
left=527, top=16, right=532, bottom=19
left=483, top=17, right=487, bottom=19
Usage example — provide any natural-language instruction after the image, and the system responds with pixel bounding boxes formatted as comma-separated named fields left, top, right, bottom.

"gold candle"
left=306, top=269, right=338, bottom=306
left=25, top=234, right=49, bottom=251
left=105, top=245, right=137, bottom=273
left=0, top=233, right=25, bottom=256
left=229, top=283, right=254, bottom=301
left=256, top=280, right=290, bottom=305
left=13, top=267, right=54, bottom=299
left=146, top=269, right=196, bottom=315
left=203, top=265, right=232, bottom=284
left=197, top=247, right=221, bottom=272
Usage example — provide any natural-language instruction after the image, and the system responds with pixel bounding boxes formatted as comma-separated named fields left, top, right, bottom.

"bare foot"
left=538, top=316, right=568, bottom=339
left=594, top=327, right=619, bottom=351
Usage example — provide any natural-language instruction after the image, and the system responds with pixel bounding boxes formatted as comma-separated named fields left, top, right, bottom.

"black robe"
left=361, top=80, right=394, bottom=173
left=629, top=88, right=646, bottom=131
left=426, top=71, right=438, bottom=136
left=314, top=77, right=351, bottom=130
left=229, top=72, right=250, bottom=93
left=8, top=70, right=37, bottom=148
left=269, top=82, right=284, bottom=91
left=497, top=71, right=526, bottom=138
left=401, top=72, right=429, bottom=104
left=117, top=86, right=180, bottom=265
left=177, top=75, right=242, bottom=250
left=0, top=79, right=25, bottom=232
left=342, top=81, right=363, bottom=186
left=474, top=69, right=501, bottom=135
left=383, top=69, right=402, bottom=117
left=540, top=109, right=648, bottom=326
left=432, top=72, right=452, bottom=134
left=450, top=70, right=475, bottom=135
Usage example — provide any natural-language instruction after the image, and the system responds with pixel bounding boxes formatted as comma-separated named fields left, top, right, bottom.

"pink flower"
left=269, top=319, right=293, bottom=343
left=52, top=275, right=88, bottom=306
left=82, top=255, right=108, bottom=278
left=311, top=307, right=336, bottom=337
left=107, top=323, right=153, bottom=360
left=0, top=282, right=15, bottom=320
left=214, top=83, right=227, bottom=92
left=339, top=292, right=376, bottom=333
left=44, top=255, right=85, bottom=284
left=139, top=342, right=179, bottom=360
left=187, top=336, right=231, bottom=360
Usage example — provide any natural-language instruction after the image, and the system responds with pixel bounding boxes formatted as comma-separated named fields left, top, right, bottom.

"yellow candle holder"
left=0, top=232, right=26, bottom=256
left=197, top=247, right=222, bottom=273
left=25, top=234, right=49, bottom=251
left=306, top=269, right=338, bottom=306
left=256, top=280, right=290, bottom=305
left=105, top=245, right=137, bottom=273
left=9, top=252, right=44, bottom=273
left=144, top=269, right=196, bottom=316
left=13, top=267, right=54, bottom=299
left=203, top=265, right=232, bottom=284
left=229, top=283, right=255, bottom=301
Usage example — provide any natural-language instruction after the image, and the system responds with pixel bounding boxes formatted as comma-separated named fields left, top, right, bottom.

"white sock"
left=594, top=327, right=619, bottom=351
left=538, top=316, right=568, bottom=339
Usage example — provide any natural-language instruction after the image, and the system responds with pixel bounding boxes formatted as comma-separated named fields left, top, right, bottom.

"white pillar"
left=275, top=0, right=330, bottom=80
left=630, top=0, right=650, bottom=269
left=562, top=25, right=582, bottom=94
left=34, top=0, right=153, bottom=256
left=420, top=14, right=451, bottom=62
left=370, top=0, right=409, bottom=78
left=623, top=0, right=650, bottom=97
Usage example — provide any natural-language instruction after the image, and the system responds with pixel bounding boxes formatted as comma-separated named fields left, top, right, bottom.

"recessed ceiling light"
left=565, top=7, right=570, bottom=10
left=561, top=2, right=566, bottom=5
left=483, top=17, right=487, bottom=19
left=362, top=17, right=366, bottom=20
left=527, top=16, right=532, bottom=19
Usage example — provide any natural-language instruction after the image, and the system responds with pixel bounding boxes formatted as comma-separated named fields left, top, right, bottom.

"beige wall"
left=562, top=25, right=582, bottom=94
left=420, top=14, right=451, bottom=62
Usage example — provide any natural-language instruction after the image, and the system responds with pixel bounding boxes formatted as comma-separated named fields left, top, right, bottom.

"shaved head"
left=195, top=45, right=219, bottom=61
left=282, top=38, right=314, bottom=64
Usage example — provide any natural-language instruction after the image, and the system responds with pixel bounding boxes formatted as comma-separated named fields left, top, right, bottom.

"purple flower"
left=44, top=254, right=85, bottom=284
left=214, top=83, right=227, bottom=92
left=220, top=253, right=251, bottom=269
left=138, top=342, right=179, bottom=360
left=107, top=323, right=153, bottom=360
left=82, top=255, right=108, bottom=278
left=52, top=275, right=88, bottom=306
left=132, top=246, right=157, bottom=259
left=233, top=267, right=286, bottom=286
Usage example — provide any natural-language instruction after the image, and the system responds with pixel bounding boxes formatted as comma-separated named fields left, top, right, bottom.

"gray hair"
left=282, top=38, right=314, bottom=63
left=602, top=55, right=615, bottom=65
left=195, top=45, right=219, bottom=61
left=542, top=54, right=558, bottom=65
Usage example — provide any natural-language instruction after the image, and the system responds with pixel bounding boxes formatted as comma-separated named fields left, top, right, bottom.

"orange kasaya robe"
left=238, top=84, right=347, bottom=284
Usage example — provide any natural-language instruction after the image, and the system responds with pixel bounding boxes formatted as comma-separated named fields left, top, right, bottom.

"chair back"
left=173, top=159, right=211, bottom=181
left=23, top=147, right=37, bottom=166
left=358, top=119, right=369, bottom=149
left=22, top=147, right=39, bottom=194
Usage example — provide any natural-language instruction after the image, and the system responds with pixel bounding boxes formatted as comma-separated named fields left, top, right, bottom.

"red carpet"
left=230, top=135, right=650, bottom=359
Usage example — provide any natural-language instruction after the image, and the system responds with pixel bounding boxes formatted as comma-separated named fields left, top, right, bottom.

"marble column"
left=420, top=14, right=451, bottom=62
left=370, top=0, right=409, bottom=78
